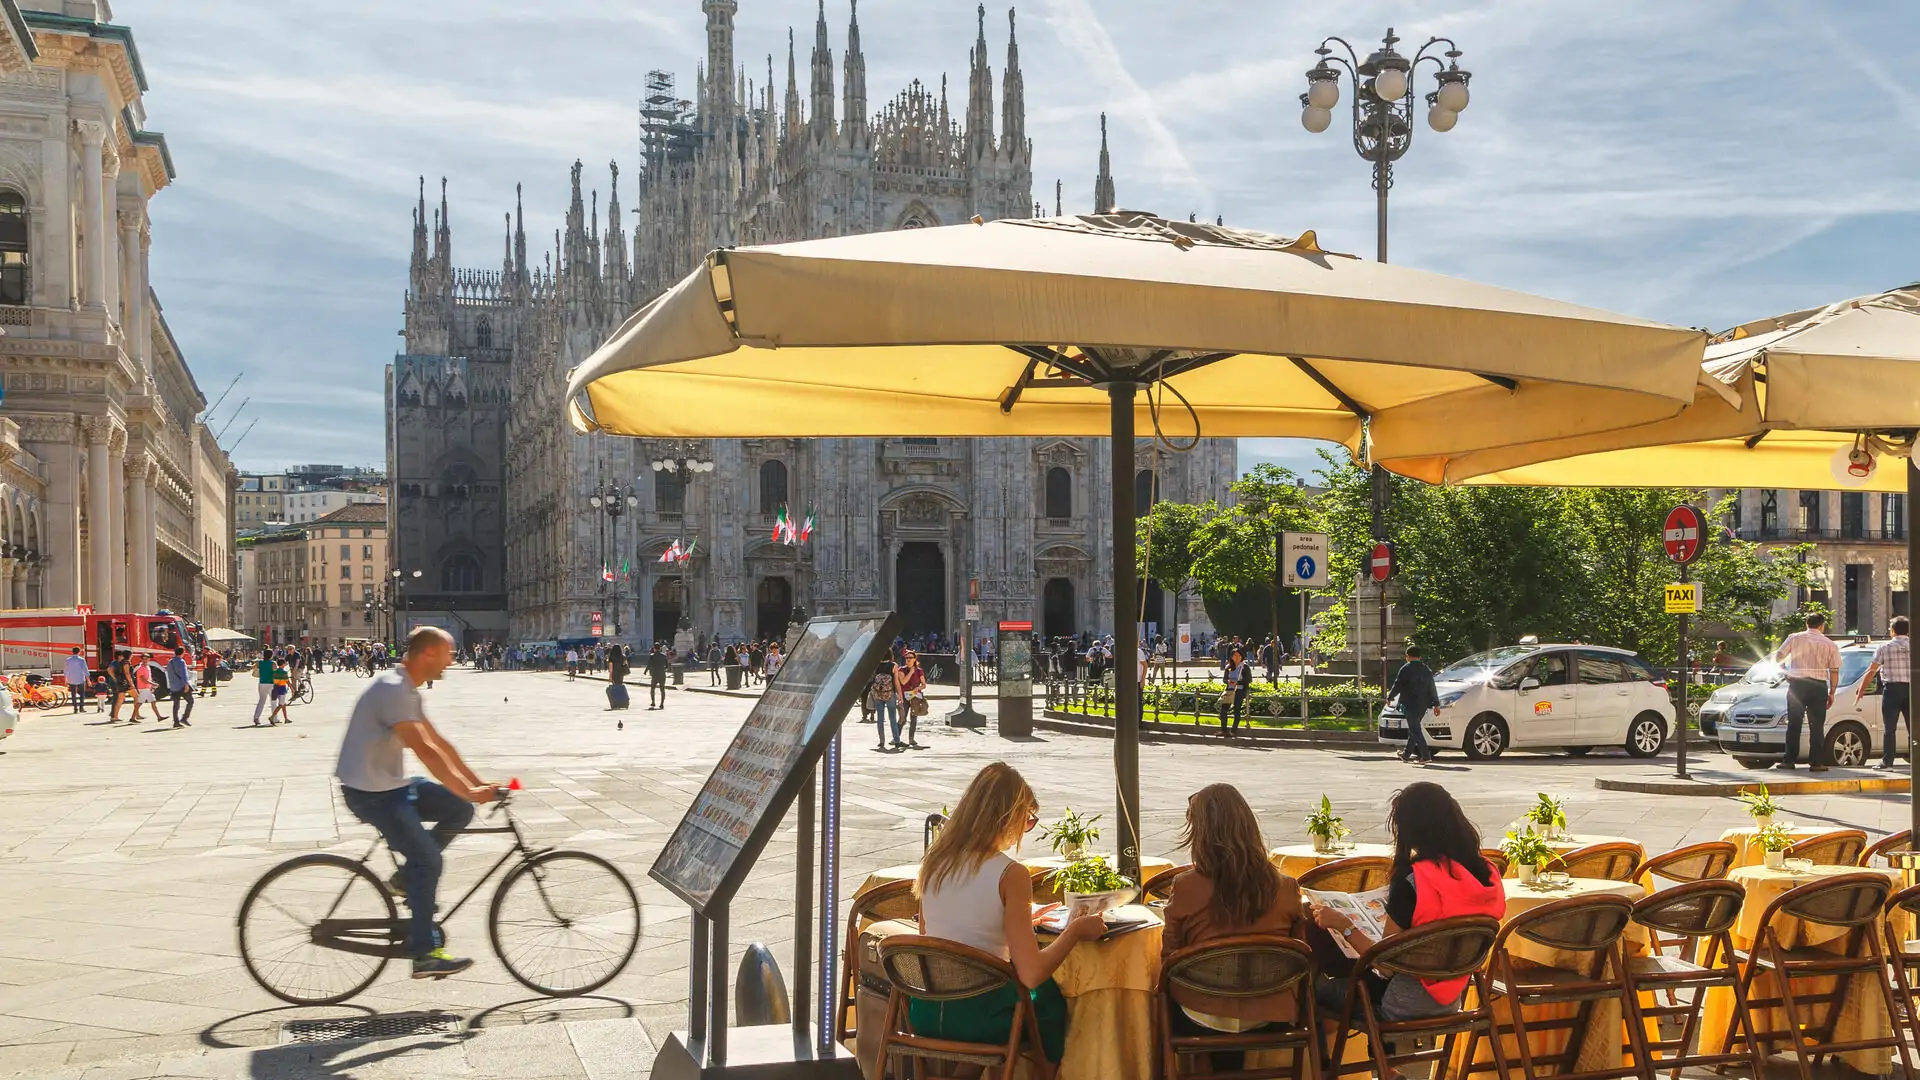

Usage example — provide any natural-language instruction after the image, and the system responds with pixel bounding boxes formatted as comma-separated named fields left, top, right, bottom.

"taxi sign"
left=1664, top=582, right=1701, bottom=614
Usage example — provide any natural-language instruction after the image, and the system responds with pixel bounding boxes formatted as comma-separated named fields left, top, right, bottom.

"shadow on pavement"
left=468, top=993, right=633, bottom=1030
left=199, top=1004, right=377, bottom=1050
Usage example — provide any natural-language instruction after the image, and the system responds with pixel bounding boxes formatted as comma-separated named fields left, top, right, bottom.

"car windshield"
left=1743, top=660, right=1785, bottom=685
left=1842, top=650, right=1874, bottom=688
left=1435, top=646, right=1538, bottom=683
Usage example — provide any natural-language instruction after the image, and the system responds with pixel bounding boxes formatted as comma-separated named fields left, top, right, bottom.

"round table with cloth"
left=855, top=854, right=1178, bottom=906
left=1271, top=842, right=1394, bottom=878
left=1699, top=863, right=1908, bottom=1074
left=1454, top=875, right=1653, bottom=1078
left=1719, top=824, right=1833, bottom=868
left=1035, top=904, right=1163, bottom=1080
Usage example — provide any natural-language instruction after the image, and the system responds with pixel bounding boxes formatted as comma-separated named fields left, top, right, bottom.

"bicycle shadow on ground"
left=468, top=993, right=633, bottom=1030
left=200, top=1004, right=473, bottom=1080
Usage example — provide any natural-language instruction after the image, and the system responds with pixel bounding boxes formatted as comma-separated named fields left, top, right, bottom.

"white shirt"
left=920, top=851, right=1015, bottom=960
left=1777, top=630, right=1841, bottom=682
left=63, top=654, right=90, bottom=685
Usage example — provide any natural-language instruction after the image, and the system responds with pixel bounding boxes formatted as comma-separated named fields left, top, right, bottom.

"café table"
left=1719, top=823, right=1832, bottom=868
left=1698, top=862, right=1906, bottom=1074
left=1270, top=841, right=1393, bottom=878
left=855, top=853, right=1177, bottom=907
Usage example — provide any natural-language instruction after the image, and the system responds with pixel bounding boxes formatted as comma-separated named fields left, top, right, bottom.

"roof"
left=21, top=10, right=145, bottom=88
left=311, top=502, right=389, bottom=526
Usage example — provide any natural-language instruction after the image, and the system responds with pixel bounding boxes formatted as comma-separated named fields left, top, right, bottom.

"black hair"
left=1894, top=617, right=1911, bottom=637
left=1388, top=782, right=1493, bottom=887
left=1404, top=645, right=1422, bottom=659
left=1807, top=612, right=1827, bottom=629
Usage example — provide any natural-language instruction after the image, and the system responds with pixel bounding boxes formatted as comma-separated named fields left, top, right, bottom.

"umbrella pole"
left=1110, top=380, right=1142, bottom=885
left=1910, top=457, right=1918, bottom=844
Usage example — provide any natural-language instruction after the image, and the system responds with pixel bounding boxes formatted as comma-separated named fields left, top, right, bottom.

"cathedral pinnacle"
left=1001, top=7, right=1025, bottom=161
left=810, top=0, right=835, bottom=141
left=1094, top=113, right=1116, bottom=213
left=785, top=27, right=801, bottom=140
left=966, top=2, right=995, bottom=162
left=842, top=0, right=867, bottom=145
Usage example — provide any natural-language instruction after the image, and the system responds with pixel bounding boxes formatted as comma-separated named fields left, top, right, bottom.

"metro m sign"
left=1663, top=505, right=1707, bottom=565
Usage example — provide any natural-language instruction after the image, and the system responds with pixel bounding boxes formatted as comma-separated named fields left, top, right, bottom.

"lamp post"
left=589, top=480, right=640, bottom=637
left=1302, top=26, right=1470, bottom=678
left=650, top=441, right=715, bottom=639
left=390, top=568, right=421, bottom=644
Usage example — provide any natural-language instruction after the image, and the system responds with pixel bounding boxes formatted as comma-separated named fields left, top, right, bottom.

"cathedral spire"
left=1055, top=178, right=1062, bottom=216
left=410, top=176, right=429, bottom=283
left=704, top=0, right=739, bottom=122
left=513, top=182, right=528, bottom=290
left=809, top=0, right=835, bottom=141
left=1001, top=8, right=1026, bottom=162
left=1094, top=113, right=1116, bottom=213
left=842, top=0, right=867, bottom=145
left=784, top=28, right=801, bottom=140
left=434, top=177, right=451, bottom=269
left=965, top=2, right=995, bottom=161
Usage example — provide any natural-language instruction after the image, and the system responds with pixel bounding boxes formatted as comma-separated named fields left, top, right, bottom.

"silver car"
left=1705, top=644, right=1902, bottom=769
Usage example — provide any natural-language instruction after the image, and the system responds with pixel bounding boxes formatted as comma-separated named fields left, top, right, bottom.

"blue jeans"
left=872, top=698, right=898, bottom=745
left=1403, top=707, right=1433, bottom=760
left=1883, top=683, right=1911, bottom=766
left=340, top=780, right=474, bottom=957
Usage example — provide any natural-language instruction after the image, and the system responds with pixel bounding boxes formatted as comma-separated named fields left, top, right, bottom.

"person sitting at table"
left=913, top=762, right=1106, bottom=1064
left=1162, top=783, right=1305, bottom=1067
left=1309, top=782, right=1505, bottom=1031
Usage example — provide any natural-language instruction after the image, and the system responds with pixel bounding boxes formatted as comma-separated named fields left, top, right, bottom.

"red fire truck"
left=0, top=607, right=198, bottom=677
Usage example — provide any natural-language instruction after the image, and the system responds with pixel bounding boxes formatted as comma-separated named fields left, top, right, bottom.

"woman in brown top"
left=1161, top=783, right=1304, bottom=1066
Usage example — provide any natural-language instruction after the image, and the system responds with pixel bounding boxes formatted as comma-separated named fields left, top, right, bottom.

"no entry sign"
left=1663, top=505, right=1707, bottom=564
left=1369, top=541, right=1395, bottom=583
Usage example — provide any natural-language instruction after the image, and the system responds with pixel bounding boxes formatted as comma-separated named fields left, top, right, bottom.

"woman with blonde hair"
left=1161, top=784, right=1304, bottom=1068
left=914, top=762, right=1104, bottom=1062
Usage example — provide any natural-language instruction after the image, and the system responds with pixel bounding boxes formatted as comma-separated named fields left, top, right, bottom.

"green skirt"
left=907, top=978, right=1068, bottom=1063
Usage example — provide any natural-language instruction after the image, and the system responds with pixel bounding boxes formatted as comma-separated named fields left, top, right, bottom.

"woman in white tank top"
left=912, top=763, right=1104, bottom=1063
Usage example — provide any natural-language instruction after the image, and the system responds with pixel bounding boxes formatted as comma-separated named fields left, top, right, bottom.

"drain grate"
left=281, top=1011, right=464, bottom=1044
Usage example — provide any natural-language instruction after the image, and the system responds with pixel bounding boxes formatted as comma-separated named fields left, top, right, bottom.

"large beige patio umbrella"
left=566, top=211, right=1707, bottom=880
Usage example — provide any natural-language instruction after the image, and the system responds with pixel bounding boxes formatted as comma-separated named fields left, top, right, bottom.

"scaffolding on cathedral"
left=640, top=70, right=700, bottom=188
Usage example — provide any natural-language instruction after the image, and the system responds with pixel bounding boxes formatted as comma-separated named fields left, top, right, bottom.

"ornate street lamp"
left=390, top=567, right=421, bottom=644
left=589, top=481, right=640, bottom=636
left=650, top=441, right=715, bottom=634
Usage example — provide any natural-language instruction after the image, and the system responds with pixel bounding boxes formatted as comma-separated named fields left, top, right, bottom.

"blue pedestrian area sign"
left=1282, top=532, right=1330, bottom=588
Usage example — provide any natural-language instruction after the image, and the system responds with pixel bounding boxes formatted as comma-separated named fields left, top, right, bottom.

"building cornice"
left=21, top=10, right=143, bottom=90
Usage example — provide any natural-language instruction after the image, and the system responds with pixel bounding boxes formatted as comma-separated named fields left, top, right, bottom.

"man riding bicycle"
left=336, top=626, right=501, bottom=979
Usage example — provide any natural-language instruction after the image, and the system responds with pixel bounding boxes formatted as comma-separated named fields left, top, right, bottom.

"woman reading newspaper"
left=1308, top=782, right=1506, bottom=1033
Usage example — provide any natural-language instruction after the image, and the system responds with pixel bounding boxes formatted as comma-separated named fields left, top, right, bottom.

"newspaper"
left=1302, top=885, right=1392, bottom=959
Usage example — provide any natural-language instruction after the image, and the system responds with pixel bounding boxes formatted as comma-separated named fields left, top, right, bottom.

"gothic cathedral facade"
left=388, top=1, right=1234, bottom=647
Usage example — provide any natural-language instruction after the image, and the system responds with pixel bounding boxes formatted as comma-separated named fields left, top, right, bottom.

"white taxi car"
left=1376, top=644, right=1676, bottom=760
left=1703, top=643, right=1903, bottom=769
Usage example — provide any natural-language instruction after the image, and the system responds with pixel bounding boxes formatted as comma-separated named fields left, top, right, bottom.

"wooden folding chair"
left=1328, top=915, right=1508, bottom=1080
left=1862, top=830, right=1913, bottom=868
left=1297, top=857, right=1394, bottom=894
left=1623, top=880, right=1765, bottom=1079
left=875, top=935, right=1055, bottom=1080
left=838, top=879, right=919, bottom=1043
left=1881, top=883, right=1920, bottom=1070
left=1143, top=863, right=1191, bottom=904
left=1726, top=872, right=1913, bottom=1080
left=1784, top=829, right=1868, bottom=867
left=1482, top=894, right=1652, bottom=1080
left=1554, top=842, right=1645, bottom=882
left=1157, top=934, right=1320, bottom=1079
left=1634, top=841, right=1736, bottom=889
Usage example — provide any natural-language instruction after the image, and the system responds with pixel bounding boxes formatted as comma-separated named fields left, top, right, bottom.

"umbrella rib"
left=1289, top=357, right=1372, bottom=420
left=1476, top=373, right=1518, bottom=391
left=1744, top=431, right=1768, bottom=450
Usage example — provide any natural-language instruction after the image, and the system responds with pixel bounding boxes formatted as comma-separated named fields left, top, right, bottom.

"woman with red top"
left=1309, top=782, right=1505, bottom=1026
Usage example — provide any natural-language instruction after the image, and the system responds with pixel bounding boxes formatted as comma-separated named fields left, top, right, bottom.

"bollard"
left=734, top=942, right=791, bottom=1027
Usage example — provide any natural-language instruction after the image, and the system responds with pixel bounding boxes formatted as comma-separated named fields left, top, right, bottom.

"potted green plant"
left=1524, top=793, right=1569, bottom=841
left=1305, top=795, right=1350, bottom=854
left=1752, top=822, right=1796, bottom=869
left=1048, top=855, right=1136, bottom=915
left=1503, top=826, right=1556, bottom=884
left=1039, top=806, right=1102, bottom=861
left=1738, top=785, right=1782, bottom=831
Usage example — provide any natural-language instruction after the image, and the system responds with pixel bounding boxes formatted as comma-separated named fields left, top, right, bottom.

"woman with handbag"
left=866, top=657, right=900, bottom=751
left=898, top=649, right=929, bottom=750
left=1218, top=647, right=1252, bottom=737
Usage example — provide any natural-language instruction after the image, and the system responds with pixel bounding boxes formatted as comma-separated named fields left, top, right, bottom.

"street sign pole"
left=1663, top=505, right=1707, bottom=781
left=1675, top=560, right=1692, bottom=780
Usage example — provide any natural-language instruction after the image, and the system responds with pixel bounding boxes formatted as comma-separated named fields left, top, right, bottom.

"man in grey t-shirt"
left=336, top=626, right=500, bottom=980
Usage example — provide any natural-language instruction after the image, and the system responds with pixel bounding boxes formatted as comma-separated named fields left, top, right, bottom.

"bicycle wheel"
left=489, top=850, right=640, bottom=996
left=239, top=854, right=396, bottom=1005
left=296, top=680, right=314, bottom=705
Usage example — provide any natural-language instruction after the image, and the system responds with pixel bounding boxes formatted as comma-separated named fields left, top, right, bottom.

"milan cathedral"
left=386, top=1, right=1235, bottom=648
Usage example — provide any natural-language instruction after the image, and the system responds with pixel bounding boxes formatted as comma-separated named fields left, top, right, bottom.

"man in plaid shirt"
left=1859, top=616, right=1911, bottom=770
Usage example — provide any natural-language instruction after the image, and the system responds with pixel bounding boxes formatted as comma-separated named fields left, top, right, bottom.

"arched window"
left=655, top=469, right=686, bottom=514
left=0, top=191, right=28, bottom=306
left=759, top=459, right=788, bottom=514
left=1134, top=469, right=1159, bottom=513
left=1044, top=467, right=1072, bottom=519
left=475, top=318, right=492, bottom=348
left=441, top=554, right=481, bottom=592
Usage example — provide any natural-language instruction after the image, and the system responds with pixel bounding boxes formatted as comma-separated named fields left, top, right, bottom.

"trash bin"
left=672, top=667, right=684, bottom=686
left=727, top=664, right=743, bottom=691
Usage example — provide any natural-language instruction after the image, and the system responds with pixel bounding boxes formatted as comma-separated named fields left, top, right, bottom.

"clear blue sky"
left=130, top=0, right=1920, bottom=474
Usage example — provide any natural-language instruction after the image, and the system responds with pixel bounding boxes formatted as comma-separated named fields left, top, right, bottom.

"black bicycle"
left=236, top=784, right=641, bottom=1005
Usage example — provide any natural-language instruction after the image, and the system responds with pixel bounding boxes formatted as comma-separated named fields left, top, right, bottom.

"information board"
left=650, top=611, right=899, bottom=914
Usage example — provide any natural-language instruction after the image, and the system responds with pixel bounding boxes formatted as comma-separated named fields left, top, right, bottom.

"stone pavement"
left=0, top=668, right=1909, bottom=1078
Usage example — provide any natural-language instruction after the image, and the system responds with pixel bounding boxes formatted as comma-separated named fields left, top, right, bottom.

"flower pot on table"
left=1516, top=863, right=1539, bottom=884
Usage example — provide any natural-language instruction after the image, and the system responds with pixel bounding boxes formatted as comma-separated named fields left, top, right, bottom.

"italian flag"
left=678, top=538, right=698, bottom=564
left=799, top=506, right=816, bottom=543
left=600, top=565, right=615, bottom=582
left=771, top=505, right=789, bottom=542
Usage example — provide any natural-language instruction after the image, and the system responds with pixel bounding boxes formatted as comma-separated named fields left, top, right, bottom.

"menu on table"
left=651, top=611, right=898, bottom=913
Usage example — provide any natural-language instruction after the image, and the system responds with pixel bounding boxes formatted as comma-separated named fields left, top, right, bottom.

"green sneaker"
left=411, top=949, right=473, bottom=980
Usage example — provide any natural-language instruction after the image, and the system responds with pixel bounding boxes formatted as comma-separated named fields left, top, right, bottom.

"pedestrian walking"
left=1861, top=616, right=1911, bottom=770
left=268, top=658, right=292, bottom=724
left=646, top=644, right=669, bottom=710
left=1218, top=647, right=1252, bottom=737
left=253, top=651, right=277, bottom=725
left=1388, top=644, right=1438, bottom=765
left=129, top=652, right=159, bottom=722
left=105, top=648, right=133, bottom=721
left=867, top=657, right=900, bottom=751
left=63, top=646, right=91, bottom=714
left=708, top=642, right=722, bottom=686
left=565, top=647, right=579, bottom=679
left=898, top=650, right=928, bottom=750
left=1772, top=612, right=1841, bottom=772
left=165, top=646, right=195, bottom=728
left=200, top=648, right=221, bottom=698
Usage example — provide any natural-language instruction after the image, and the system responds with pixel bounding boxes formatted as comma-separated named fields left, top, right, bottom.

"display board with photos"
left=650, top=611, right=900, bottom=913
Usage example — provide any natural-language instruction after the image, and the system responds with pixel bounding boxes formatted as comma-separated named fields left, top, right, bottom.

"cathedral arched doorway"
left=652, top=578, right=682, bottom=645
left=1043, top=578, right=1076, bottom=640
left=895, top=542, right=946, bottom=639
left=756, top=577, right=793, bottom=641
left=1140, top=580, right=1167, bottom=635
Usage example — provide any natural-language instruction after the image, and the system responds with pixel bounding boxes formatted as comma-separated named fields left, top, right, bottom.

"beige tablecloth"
left=856, top=854, right=1177, bottom=906
left=1719, top=824, right=1832, bottom=868
left=1040, top=904, right=1162, bottom=1080
left=1271, top=842, right=1394, bottom=879
left=1700, top=864, right=1906, bottom=1073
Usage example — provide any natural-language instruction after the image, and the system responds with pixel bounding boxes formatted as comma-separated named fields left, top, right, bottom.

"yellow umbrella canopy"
left=566, top=211, right=1708, bottom=879
left=1381, top=285, right=1920, bottom=491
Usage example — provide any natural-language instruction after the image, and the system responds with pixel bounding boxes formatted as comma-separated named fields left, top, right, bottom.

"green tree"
left=1134, top=500, right=1213, bottom=621
left=1187, top=464, right=1319, bottom=599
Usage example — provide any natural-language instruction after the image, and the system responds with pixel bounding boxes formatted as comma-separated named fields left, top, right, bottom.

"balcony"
left=1737, top=525, right=1907, bottom=543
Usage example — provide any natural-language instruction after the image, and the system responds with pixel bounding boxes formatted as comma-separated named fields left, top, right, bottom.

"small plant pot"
left=1311, top=834, right=1341, bottom=855
left=1063, top=887, right=1136, bottom=916
left=1751, top=814, right=1774, bottom=832
left=1058, top=842, right=1087, bottom=862
left=1516, top=862, right=1539, bottom=885
left=1764, top=849, right=1786, bottom=870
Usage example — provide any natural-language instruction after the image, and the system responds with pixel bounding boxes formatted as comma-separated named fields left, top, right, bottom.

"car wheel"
left=1825, top=723, right=1870, bottom=768
left=1564, top=746, right=1593, bottom=757
left=1733, top=756, right=1773, bottom=771
left=1463, top=714, right=1508, bottom=760
left=1625, top=712, right=1667, bottom=758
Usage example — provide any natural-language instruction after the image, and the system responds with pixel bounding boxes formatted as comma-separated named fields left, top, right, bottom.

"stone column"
left=0, top=558, right=14, bottom=610
left=73, top=120, right=107, bottom=312
left=120, top=211, right=144, bottom=371
left=83, top=418, right=115, bottom=607
left=8, top=561, right=22, bottom=609
left=108, top=425, right=127, bottom=612
left=99, top=146, right=121, bottom=325
left=129, top=454, right=154, bottom=612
